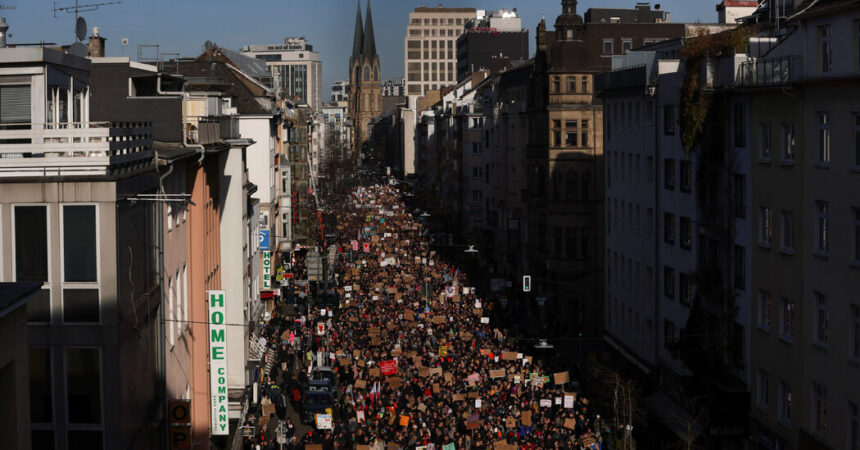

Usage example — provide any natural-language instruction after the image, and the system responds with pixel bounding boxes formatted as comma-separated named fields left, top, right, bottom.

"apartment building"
left=740, top=2, right=860, bottom=449
left=404, top=6, right=477, bottom=95
left=331, top=80, right=349, bottom=102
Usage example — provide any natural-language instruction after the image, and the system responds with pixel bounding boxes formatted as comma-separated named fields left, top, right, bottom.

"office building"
left=241, top=37, right=323, bottom=112
left=456, top=8, right=529, bottom=82
left=404, top=6, right=477, bottom=95
left=331, top=80, right=349, bottom=102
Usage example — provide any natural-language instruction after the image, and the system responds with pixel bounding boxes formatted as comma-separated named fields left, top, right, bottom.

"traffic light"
left=522, top=275, right=531, bottom=292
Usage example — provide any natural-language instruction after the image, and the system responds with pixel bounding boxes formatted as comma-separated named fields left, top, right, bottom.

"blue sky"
left=6, top=0, right=719, bottom=98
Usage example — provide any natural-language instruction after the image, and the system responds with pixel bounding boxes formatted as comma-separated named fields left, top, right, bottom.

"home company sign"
left=208, top=290, right=229, bottom=435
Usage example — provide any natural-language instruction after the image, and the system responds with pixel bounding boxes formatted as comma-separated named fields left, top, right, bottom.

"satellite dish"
left=75, top=17, right=87, bottom=42
left=69, top=42, right=88, bottom=58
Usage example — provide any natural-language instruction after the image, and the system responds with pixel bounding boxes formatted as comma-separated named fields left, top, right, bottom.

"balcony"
left=197, top=115, right=240, bottom=145
left=735, top=56, right=802, bottom=88
left=0, top=121, right=153, bottom=177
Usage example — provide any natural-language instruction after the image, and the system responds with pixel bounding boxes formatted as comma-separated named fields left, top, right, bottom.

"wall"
left=0, top=305, right=31, bottom=450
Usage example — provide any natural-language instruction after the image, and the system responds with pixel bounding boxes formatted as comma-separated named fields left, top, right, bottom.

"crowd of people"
left=245, top=184, right=609, bottom=449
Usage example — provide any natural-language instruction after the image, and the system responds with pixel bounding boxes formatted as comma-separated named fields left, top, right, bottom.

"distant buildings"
left=403, top=6, right=477, bottom=95
left=382, top=78, right=405, bottom=97
left=241, top=37, right=323, bottom=112
left=331, top=80, right=349, bottom=102
left=456, top=8, right=529, bottom=82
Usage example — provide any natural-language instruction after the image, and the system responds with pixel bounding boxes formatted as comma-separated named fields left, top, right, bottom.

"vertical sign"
left=208, top=290, right=229, bottom=436
left=262, top=251, right=272, bottom=289
left=258, top=229, right=270, bottom=251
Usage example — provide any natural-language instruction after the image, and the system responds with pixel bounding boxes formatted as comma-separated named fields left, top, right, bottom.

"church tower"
left=348, top=0, right=382, bottom=160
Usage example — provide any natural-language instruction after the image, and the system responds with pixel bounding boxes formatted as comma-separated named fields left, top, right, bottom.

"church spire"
left=351, top=0, right=364, bottom=61
left=362, top=0, right=377, bottom=59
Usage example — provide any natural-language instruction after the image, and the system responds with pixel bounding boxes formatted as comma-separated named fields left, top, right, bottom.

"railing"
left=735, top=56, right=802, bottom=88
left=0, top=121, right=153, bottom=177
left=197, top=115, right=240, bottom=145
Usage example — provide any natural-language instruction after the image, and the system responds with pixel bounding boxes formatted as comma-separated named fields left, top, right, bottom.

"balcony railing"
left=735, top=56, right=802, bottom=88
left=197, top=115, right=240, bottom=145
left=0, top=121, right=153, bottom=177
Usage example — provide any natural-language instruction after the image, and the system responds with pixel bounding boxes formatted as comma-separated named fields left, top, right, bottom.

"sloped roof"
left=217, top=47, right=271, bottom=80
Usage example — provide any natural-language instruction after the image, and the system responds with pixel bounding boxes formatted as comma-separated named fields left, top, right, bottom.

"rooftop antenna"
left=53, top=0, right=121, bottom=20
left=0, top=2, right=16, bottom=11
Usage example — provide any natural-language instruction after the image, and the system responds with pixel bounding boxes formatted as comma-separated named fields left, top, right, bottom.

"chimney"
left=0, top=18, right=9, bottom=48
left=88, top=26, right=106, bottom=57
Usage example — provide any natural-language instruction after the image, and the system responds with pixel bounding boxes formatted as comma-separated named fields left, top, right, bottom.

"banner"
left=207, top=290, right=229, bottom=435
left=262, top=251, right=272, bottom=289
left=380, top=360, right=397, bottom=376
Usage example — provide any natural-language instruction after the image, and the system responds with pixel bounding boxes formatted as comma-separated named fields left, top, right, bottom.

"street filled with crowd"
left=244, top=184, right=608, bottom=449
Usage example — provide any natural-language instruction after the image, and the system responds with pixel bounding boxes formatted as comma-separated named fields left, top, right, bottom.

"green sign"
left=208, top=290, right=229, bottom=435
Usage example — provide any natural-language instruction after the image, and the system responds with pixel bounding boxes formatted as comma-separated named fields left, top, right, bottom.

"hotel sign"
left=262, top=251, right=272, bottom=289
left=207, top=290, right=229, bottom=435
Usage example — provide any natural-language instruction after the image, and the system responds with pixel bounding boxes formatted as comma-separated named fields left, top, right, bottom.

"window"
left=758, top=289, right=772, bottom=329
left=581, top=120, right=589, bottom=147
left=664, top=212, right=675, bottom=244
left=819, top=25, right=832, bottom=74
left=471, top=142, right=480, bottom=155
left=815, top=382, right=828, bottom=435
left=567, top=77, right=577, bottom=93
left=733, top=174, right=746, bottom=218
left=622, top=39, right=633, bottom=53
left=734, top=245, right=745, bottom=290
left=850, top=401, right=859, bottom=450
left=647, top=156, right=654, bottom=182
left=552, top=76, right=560, bottom=93
left=664, top=320, right=677, bottom=357
left=782, top=124, right=795, bottom=162
left=63, top=289, right=99, bottom=323
left=734, top=103, right=746, bottom=147
left=815, top=113, right=831, bottom=165
left=552, top=120, right=561, bottom=147
left=850, top=304, right=860, bottom=360
left=664, top=105, right=675, bottom=135
left=471, top=190, right=482, bottom=202
left=815, top=292, right=829, bottom=345
left=565, top=227, right=578, bottom=258
left=664, top=159, right=675, bottom=190
left=581, top=77, right=588, bottom=93
left=603, top=39, right=613, bottom=55
left=680, top=217, right=692, bottom=250
left=855, top=114, right=860, bottom=167
left=679, top=273, right=692, bottom=305
left=782, top=211, right=794, bottom=252
left=817, top=201, right=829, bottom=253
left=757, top=369, right=770, bottom=408
left=760, top=122, right=772, bottom=160
left=781, top=298, right=794, bottom=339
left=760, top=206, right=773, bottom=246
left=664, top=266, right=675, bottom=299
left=679, top=160, right=691, bottom=192
left=30, top=348, right=53, bottom=424
left=778, top=380, right=792, bottom=423
left=66, top=348, right=102, bottom=425
left=0, top=84, right=32, bottom=125
left=565, top=130, right=578, bottom=147
left=14, top=205, right=48, bottom=282
left=63, top=205, right=97, bottom=282
left=472, top=166, right=482, bottom=179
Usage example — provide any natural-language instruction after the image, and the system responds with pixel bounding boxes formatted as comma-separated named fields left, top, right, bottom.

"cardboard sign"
left=315, top=414, right=333, bottom=430
left=432, top=315, right=447, bottom=324
left=505, top=416, right=517, bottom=429
left=355, top=379, right=367, bottom=389
left=262, top=403, right=276, bottom=417
left=429, top=367, right=442, bottom=376
left=553, top=371, right=570, bottom=385
left=466, top=420, right=482, bottom=430
left=339, top=358, right=351, bottom=367
left=452, top=394, right=465, bottom=402
left=564, top=418, right=577, bottom=430
left=399, top=415, right=410, bottom=427
left=521, top=410, right=532, bottom=426
left=502, top=351, right=517, bottom=361
left=419, top=367, right=430, bottom=377
left=432, top=383, right=440, bottom=394
left=353, top=350, right=362, bottom=359
left=369, top=368, right=381, bottom=378
left=490, top=369, right=506, bottom=379
left=388, top=377, right=403, bottom=388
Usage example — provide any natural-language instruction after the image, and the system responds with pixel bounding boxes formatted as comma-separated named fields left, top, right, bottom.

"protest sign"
left=553, top=371, right=570, bottom=385
left=379, top=360, right=397, bottom=376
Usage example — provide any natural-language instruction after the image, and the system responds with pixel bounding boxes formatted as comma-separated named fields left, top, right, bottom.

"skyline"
left=6, top=0, right=723, bottom=98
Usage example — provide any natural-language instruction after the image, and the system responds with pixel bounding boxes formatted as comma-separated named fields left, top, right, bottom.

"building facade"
left=382, top=78, right=405, bottom=97
left=331, top=80, right=349, bottom=102
left=456, top=9, right=529, bottom=82
left=404, top=6, right=478, bottom=95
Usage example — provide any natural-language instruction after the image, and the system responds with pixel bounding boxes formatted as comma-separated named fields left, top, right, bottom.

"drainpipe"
left=157, top=74, right=205, bottom=163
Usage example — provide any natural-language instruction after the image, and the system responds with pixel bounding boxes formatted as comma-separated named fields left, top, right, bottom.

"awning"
left=603, top=334, right=651, bottom=375
left=644, top=391, right=705, bottom=441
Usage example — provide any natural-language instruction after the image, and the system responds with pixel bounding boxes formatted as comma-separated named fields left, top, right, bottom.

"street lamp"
left=463, top=245, right=479, bottom=254
left=534, top=339, right=554, bottom=350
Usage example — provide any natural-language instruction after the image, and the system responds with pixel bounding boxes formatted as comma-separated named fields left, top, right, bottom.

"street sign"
left=168, top=400, right=191, bottom=424
left=523, top=275, right=531, bottom=292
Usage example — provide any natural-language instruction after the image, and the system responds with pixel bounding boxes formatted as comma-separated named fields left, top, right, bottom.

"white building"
left=330, top=80, right=349, bottom=102
left=382, top=78, right=405, bottom=97
left=241, top=37, right=323, bottom=112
